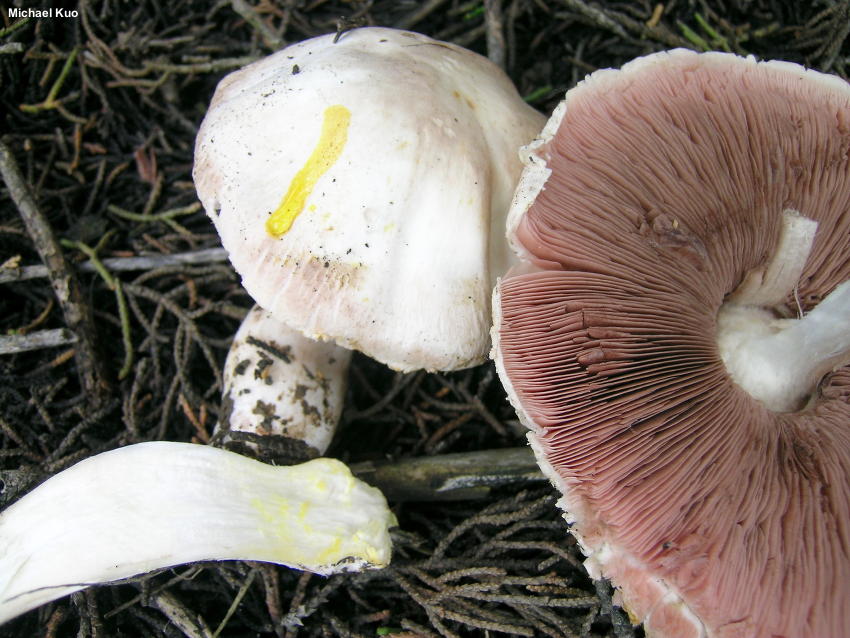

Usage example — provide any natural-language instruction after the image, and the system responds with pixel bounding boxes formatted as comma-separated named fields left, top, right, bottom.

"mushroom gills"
left=491, top=48, right=850, bottom=638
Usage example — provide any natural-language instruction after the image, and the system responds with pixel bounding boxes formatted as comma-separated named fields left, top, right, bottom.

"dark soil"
left=1, top=1, right=846, bottom=637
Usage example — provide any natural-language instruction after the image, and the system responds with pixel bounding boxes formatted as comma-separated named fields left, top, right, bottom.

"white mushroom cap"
left=194, top=27, right=545, bottom=372
left=219, top=304, right=351, bottom=459
left=0, top=442, right=395, bottom=625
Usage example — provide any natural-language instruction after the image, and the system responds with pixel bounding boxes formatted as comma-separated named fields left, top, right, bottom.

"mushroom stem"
left=0, top=442, right=395, bottom=625
left=718, top=279, right=850, bottom=412
left=218, top=305, right=351, bottom=462
left=727, top=209, right=818, bottom=307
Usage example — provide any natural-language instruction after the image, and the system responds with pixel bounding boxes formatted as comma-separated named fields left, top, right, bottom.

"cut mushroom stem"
left=727, top=208, right=818, bottom=307
left=218, top=304, right=351, bottom=462
left=718, top=278, right=850, bottom=412
left=718, top=209, right=849, bottom=412
left=0, top=442, right=395, bottom=625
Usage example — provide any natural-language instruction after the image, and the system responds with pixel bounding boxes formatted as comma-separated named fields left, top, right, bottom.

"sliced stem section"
left=0, top=443, right=395, bottom=625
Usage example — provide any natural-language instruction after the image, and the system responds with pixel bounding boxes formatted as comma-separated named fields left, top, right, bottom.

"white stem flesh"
left=718, top=280, right=850, bottom=412
left=727, top=209, right=818, bottom=307
left=0, top=442, right=395, bottom=625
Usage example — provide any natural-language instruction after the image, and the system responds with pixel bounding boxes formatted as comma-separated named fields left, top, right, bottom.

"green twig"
left=523, top=85, right=553, bottom=103
left=464, top=5, right=484, bottom=20
left=350, top=447, right=544, bottom=501
left=108, top=202, right=200, bottom=235
left=749, top=23, right=780, bottom=40
left=114, top=281, right=133, bottom=380
left=61, top=240, right=134, bottom=381
left=693, top=13, right=732, bottom=52
left=61, top=239, right=116, bottom=288
left=677, top=21, right=711, bottom=51
left=107, top=202, right=200, bottom=223
left=20, top=47, right=79, bottom=112
left=0, top=17, right=30, bottom=38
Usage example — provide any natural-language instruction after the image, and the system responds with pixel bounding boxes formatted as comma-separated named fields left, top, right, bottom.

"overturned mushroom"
left=219, top=304, right=351, bottom=462
left=492, top=50, right=850, bottom=638
left=0, top=442, right=395, bottom=625
left=194, top=26, right=545, bottom=372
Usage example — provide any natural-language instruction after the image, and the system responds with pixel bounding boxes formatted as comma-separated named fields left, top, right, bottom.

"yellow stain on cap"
left=266, top=104, right=351, bottom=237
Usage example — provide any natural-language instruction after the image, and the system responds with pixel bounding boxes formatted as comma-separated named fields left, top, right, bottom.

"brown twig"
left=0, top=139, right=109, bottom=402
left=394, top=0, right=450, bottom=30
left=151, top=590, right=213, bottom=638
left=231, top=0, right=285, bottom=50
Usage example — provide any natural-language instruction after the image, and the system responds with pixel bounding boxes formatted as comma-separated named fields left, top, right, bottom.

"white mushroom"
left=219, top=304, right=351, bottom=459
left=0, top=442, right=395, bottom=625
left=194, top=26, right=545, bottom=372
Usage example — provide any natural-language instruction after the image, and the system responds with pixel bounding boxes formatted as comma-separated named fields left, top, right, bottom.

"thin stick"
left=0, top=139, right=109, bottom=401
left=212, top=569, right=257, bottom=638
left=0, top=43, right=24, bottom=55
left=230, top=0, right=284, bottom=50
left=0, top=328, right=78, bottom=354
left=484, top=0, right=506, bottom=70
left=350, top=447, right=544, bottom=502
left=0, top=17, right=31, bottom=37
left=62, top=239, right=136, bottom=380
left=394, top=0, right=449, bottom=31
left=19, top=47, right=80, bottom=112
left=103, top=568, right=204, bottom=619
left=152, top=590, right=213, bottom=638
left=114, top=280, right=134, bottom=379
left=0, top=247, right=229, bottom=284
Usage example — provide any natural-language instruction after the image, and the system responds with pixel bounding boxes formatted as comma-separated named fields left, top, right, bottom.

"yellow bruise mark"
left=316, top=537, right=343, bottom=564
left=266, top=104, right=351, bottom=237
left=250, top=496, right=291, bottom=528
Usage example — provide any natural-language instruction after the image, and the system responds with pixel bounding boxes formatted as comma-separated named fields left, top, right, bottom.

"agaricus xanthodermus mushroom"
left=0, top=442, right=395, bottom=625
left=193, top=26, right=545, bottom=372
left=492, top=49, right=850, bottom=638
